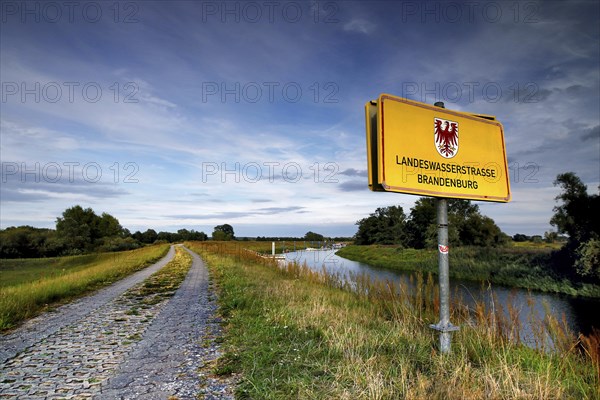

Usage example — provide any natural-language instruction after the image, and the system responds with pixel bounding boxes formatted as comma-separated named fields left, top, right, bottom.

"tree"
left=55, top=206, right=100, bottom=252
left=551, top=172, right=600, bottom=281
left=157, top=231, right=174, bottom=242
left=189, top=230, right=208, bottom=241
left=97, top=212, right=124, bottom=238
left=98, top=236, right=140, bottom=252
left=513, top=233, right=530, bottom=242
left=132, top=230, right=143, bottom=242
left=212, top=224, right=235, bottom=241
left=141, top=229, right=158, bottom=244
left=304, top=231, right=324, bottom=242
left=1, top=207, right=139, bottom=257
left=355, top=198, right=507, bottom=248
left=575, top=239, right=600, bottom=279
left=544, top=231, right=559, bottom=243
left=354, top=206, right=407, bottom=245
left=448, top=199, right=480, bottom=222
left=55, top=206, right=127, bottom=253
left=177, top=229, right=191, bottom=241
left=551, top=173, right=599, bottom=243
left=459, top=213, right=506, bottom=247
left=0, top=226, right=63, bottom=258
left=406, top=198, right=501, bottom=248
left=405, top=198, right=436, bottom=248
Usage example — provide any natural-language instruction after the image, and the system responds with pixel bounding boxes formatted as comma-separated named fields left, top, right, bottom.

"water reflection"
left=285, top=249, right=599, bottom=345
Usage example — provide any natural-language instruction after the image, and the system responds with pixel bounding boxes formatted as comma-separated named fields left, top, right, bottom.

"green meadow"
left=0, top=244, right=170, bottom=331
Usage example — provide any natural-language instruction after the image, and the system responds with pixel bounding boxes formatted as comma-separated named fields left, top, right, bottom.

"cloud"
left=581, top=125, right=600, bottom=142
left=339, top=168, right=368, bottom=177
left=343, top=19, right=376, bottom=35
left=503, top=87, right=553, bottom=103
left=338, top=181, right=367, bottom=192
left=0, top=178, right=128, bottom=203
left=258, top=206, right=305, bottom=213
left=166, top=206, right=306, bottom=221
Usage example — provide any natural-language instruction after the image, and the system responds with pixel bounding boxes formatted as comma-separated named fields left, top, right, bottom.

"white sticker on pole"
left=438, top=244, right=449, bottom=254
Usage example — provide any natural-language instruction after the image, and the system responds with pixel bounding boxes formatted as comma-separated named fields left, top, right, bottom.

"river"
left=284, top=249, right=599, bottom=346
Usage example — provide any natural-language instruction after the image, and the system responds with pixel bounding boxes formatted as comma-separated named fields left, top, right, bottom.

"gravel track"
left=0, top=246, right=236, bottom=399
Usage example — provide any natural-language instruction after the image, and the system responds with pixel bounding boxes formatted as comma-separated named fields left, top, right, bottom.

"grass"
left=336, top=245, right=600, bottom=298
left=512, top=240, right=564, bottom=250
left=125, top=246, right=192, bottom=306
left=211, top=240, right=309, bottom=255
left=0, top=244, right=170, bottom=331
left=186, top=241, right=599, bottom=399
left=1, top=253, right=122, bottom=288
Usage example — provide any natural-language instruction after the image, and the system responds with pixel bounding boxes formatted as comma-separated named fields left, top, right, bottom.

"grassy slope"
left=336, top=245, right=600, bottom=297
left=187, top=241, right=599, bottom=400
left=232, top=240, right=307, bottom=254
left=1, top=253, right=129, bottom=288
left=0, top=244, right=170, bottom=330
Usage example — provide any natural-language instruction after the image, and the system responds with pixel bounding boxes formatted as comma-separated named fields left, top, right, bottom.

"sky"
left=1, top=0, right=599, bottom=238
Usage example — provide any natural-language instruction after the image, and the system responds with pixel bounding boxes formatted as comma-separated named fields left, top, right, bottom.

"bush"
left=575, top=239, right=600, bottom=280
left=97, top=237, right=141, bottom=252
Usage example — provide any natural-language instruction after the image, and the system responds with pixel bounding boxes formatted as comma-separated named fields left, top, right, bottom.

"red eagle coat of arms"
left=434, top=118, right=459, bottom=158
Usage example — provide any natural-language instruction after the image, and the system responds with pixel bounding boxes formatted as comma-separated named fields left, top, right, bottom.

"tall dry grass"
left=188, top=241, right=599, bottom=399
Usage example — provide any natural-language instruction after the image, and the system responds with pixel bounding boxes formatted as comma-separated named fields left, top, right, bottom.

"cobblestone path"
left=0, top=246, right=176, bottom=366
left=0, top=246, right=235, bottom=399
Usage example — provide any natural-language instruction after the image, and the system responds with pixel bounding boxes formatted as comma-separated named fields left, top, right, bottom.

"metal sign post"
left=429, top=102, right=459, bottom=354
left=429, top=197, right=459, bottom=353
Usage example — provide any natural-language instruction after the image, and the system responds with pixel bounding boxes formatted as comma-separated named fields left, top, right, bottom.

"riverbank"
left=336, top=245, right=600, bottom=298
left=186, top=241, right=598, bottom=399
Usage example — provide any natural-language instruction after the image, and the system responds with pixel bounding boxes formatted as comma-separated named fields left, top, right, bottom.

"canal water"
left=284, top=249, right=599, bottom=346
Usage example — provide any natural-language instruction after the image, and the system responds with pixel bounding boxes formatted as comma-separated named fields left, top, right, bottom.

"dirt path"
left=0, top=246, right=235, bottom=399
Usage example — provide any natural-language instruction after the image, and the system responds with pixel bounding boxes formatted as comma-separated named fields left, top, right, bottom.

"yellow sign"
left=365, top=94, right=511, bottom=202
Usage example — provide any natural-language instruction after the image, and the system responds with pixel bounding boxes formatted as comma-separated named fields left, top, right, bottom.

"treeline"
left=254, top=231, right=351, bottom=243
left=355, top=198, right=508, bottom=248
left=353, top=172, right=599, bottom=284
left=0, top=207, right=347, bottom=259
left=0, top=205, right=208, bottom=258
left=131, top=229, right=208, bottom=244
left=512, top=233, right=567, bottom=243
